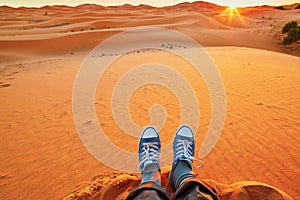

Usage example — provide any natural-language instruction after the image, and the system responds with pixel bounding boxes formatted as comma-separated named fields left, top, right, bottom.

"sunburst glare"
left=221, top=5, right=245, bottom=26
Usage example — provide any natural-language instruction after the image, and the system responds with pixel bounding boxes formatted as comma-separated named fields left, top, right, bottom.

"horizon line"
left=0, top=0, right=298, bottom=9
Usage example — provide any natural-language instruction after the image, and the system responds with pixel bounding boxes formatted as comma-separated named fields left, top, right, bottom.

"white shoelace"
left=139, top=142, right=160, bottom=169
left=175, top=139, right=204, bottom=168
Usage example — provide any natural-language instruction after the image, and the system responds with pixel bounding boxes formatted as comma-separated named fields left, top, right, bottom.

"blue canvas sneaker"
left=138, top=126, right=161, bottom=172
left=169, top=124, right=204, bottom=188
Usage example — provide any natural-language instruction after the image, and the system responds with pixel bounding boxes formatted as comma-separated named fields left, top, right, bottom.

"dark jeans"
left=126, top=177, right=219, bottom=200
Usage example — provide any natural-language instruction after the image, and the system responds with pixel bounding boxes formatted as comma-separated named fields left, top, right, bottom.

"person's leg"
left=126, top=126, right=171, bottom=200
left=126, top=181, right=171, bottom=200
left=173, top=177, right=219, bottom=200
left=169, top=125, right=219, bottom=200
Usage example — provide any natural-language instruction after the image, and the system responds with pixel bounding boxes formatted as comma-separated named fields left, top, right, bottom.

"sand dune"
left=0, top=2, right=299, bottom=200
left=1, top=47, right=299, bottom=199
left=63, top=170, right=293, bottom=200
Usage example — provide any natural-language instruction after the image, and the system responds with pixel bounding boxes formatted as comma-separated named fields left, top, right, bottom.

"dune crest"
left=64, top=170, right=293, bottom=200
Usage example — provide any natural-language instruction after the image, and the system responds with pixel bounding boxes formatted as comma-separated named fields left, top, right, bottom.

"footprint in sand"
left=0, top=83, right=10, bottom=88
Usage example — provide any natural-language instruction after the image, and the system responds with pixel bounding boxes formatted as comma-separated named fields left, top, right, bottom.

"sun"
left=220, top=5, right=244, bottom=25
left=222, top=6, right=241, bottom=18
left=223, top=6, right=240, bottom=16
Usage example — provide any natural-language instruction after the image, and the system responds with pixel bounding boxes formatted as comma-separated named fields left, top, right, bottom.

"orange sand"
left=0, top=2, right=299, bottom=200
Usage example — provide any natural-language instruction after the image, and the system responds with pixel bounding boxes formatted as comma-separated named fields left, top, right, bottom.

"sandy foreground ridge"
left=0, top=1, right=299, bottom=199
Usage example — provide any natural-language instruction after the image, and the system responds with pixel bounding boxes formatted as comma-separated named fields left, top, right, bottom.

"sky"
left=0, top=0, right=298, bottom=8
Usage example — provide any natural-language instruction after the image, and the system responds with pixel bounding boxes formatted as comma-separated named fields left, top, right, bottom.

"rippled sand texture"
left=0, top=2, right=299, bottom=199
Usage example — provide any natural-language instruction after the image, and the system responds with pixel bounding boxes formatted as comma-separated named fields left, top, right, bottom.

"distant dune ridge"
left=0, top=1, right=299, bottom=200
left=0, top=1, right=299, bottom=57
